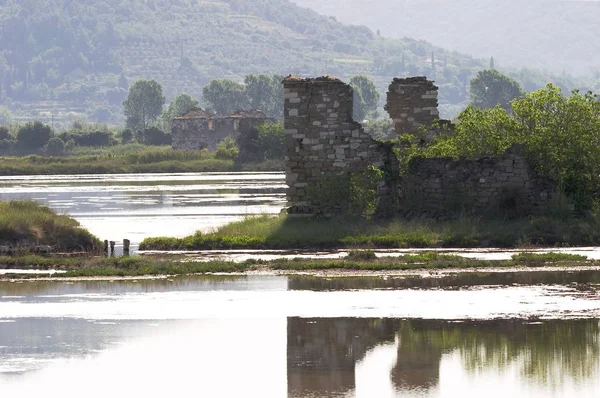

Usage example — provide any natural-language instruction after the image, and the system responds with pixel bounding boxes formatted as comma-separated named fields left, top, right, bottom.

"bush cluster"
left=411, top=84, right=600, bottom=212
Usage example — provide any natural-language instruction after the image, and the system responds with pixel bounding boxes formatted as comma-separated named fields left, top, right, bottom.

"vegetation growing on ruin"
left=399, top=83, right=600, bottom=213
left=0, top=201, right=101, bottom=251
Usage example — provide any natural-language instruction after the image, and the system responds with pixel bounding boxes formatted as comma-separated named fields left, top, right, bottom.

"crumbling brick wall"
left=283, top=76, right=398, bottom=214
left=386, top=77, right=440, bottom=135
left=400, top=145, right=554, bottom=218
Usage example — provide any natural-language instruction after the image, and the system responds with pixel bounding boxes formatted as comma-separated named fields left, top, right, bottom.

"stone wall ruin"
left=172, top=108, right=272, bottom=151
left=283, top=76, right=398, bottom=214
left=401, top=145, right=554, bottom=218
left=386, top=77, right=440, bottom=135
left=283, top=75, right=555, bottom=218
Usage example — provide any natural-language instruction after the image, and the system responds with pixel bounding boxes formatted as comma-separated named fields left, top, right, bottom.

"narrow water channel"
left=0, top=172, right=286, bottom=252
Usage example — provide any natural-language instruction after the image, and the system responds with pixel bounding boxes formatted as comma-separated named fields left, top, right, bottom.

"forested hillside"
left=0, top=0, right=594, bottom=127
left=292, top=0, right=600, bottom=76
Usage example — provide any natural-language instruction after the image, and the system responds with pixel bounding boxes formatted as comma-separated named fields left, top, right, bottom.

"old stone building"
left=172, top=108, right=272, bottom=151
left=283, top=76, right=399, bottom=214
left=283, top=75, right=554, bottom=218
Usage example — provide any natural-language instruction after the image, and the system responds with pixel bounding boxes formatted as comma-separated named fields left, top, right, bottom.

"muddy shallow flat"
left=2, top=264, right=600, bottom=283
left=144, top=246, right=600, bottom=262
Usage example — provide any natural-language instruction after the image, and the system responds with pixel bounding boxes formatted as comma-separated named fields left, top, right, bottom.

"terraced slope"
left=0, top=0, right=486, bottom=125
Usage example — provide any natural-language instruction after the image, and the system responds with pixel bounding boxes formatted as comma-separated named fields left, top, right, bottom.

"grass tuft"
left=141, top=213, right=600, bottom=251
left=0, top=200, right=101, bottom=251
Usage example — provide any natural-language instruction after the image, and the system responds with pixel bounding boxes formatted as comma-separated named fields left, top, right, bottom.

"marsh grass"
left=511, top=252, right=589, bottom=267
left=0, top=251, right=594, bottom=279
left=346, top=250, right=377, bottom=261
left=0, top=146, right=283, bottom=175
left=140, top=213, right=600, bottom=251
left=0, top=201, right=101, bottom=251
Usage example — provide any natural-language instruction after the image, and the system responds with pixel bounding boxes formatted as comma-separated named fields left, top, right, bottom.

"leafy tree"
left=16, top=121, right=53, bottom=152
left=469, top=69, right=524, bottom=111
left=159, top=93, right=199, bottom=133
left=166, top=93, right=199, bottom=117
left=121, top=129, right=134, bottom=144
left=428, top=84, right=600, bottom=211
left=363, top=118, right=396, bottom=140
left=141, top=127, right=171, bottom=146
left=244, top=74, right=284, bottom=119
left=425, top=106, right=519, bottom=159
left=123, top=79, right=166, bottom=129
left=44, top=137, right=65, bottom=156
left=59, top=130, right=116, bottom=147
left=255, top=122, right=284, bottom=160
left=350, top=75, right=379, bottom=121
left=202, top=79, right=249, bottom=116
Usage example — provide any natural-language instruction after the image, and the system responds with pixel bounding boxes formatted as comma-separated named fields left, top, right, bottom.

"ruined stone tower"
left=283, top=76, right=397, bottom=213
left=386, top=77, right=439, bottom=135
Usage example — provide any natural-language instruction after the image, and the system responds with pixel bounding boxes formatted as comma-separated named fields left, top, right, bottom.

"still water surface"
left=1, top=274, right=599, bottom=397
left=0, top=173, right=286, bottom=250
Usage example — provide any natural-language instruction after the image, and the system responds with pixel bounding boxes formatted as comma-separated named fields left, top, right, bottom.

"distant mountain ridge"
left=0, top=0, right=593, bottom=126
left=292, top=0, right=600, bottom=75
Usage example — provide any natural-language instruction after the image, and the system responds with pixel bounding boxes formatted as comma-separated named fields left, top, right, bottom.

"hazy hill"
left=0, top=0, right=593, bottom=127
left=0, top=0, right=488, bottom=125
left=292, top=0, right=600, bottom=76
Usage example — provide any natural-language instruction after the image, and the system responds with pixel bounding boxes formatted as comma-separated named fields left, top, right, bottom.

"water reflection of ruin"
left=287, top=318, right=600, bottom=396
left=287, top=318, right=397, bottom=397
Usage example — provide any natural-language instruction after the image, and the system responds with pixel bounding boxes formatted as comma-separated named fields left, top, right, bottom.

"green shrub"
left=142, top=127, right=171, bottom=146
left=346, top=249, right=377, bottom=261
left=426, top=85, right=600, bottom=212
left=59, top=130, right=116, bottom=147
left=16, top=122, right=53, bottom=152
left=215, top=137, right=239, bottom=160
left=44, top=137, right=65, bottom=156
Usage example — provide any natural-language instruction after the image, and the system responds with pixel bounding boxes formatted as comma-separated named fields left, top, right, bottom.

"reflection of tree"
left=287, top=318, right=600, bottom=396
left=395, top=320, right=600, bottom=388
left=288, top=272, right=600, bottom=292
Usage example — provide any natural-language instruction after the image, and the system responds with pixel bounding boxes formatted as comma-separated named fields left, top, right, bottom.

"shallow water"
left=152, top=246, right=600, bottom=262
left=0, top=172, right=286, bottom=252
left=0, top=274, right=599, bottom=397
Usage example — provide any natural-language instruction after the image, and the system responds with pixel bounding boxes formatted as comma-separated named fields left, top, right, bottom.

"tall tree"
left=244, top=74, right=284, bottom=119
left=202, top=79, right=249, bottom=116
left=469, top=69, right=524, bottom=111
left=16, top=121, right=53, bottom=152
left=159, top=93, right=200, bottom=132
left=123, top=79, right=166, bottom=129
left=349, top=75, right=380, bottom=121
